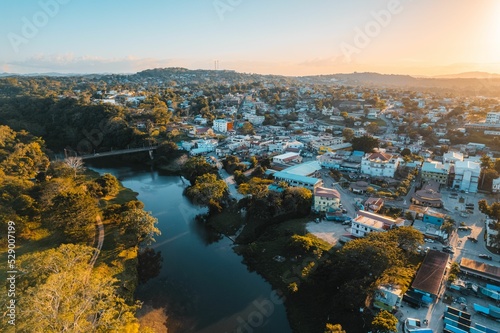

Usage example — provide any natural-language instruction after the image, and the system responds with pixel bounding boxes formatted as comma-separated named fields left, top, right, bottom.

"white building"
left=246, top=115, right=265, bottom=126
left=360, top=152, right=400, bottom=178
left=351, top=210, right=405, bottom=237
left=272, top=152, right=302, bottom=164
left=492, top=177, right=500, bottom=193
left=443, top=151, right=464, bottom=164
left=212, top=119, right=232, bottom=133
left=314, top=187, right=341, bottom=212
left=486, top=111, right=500, bottom=124
left=452, top=160, right=481, bottom=193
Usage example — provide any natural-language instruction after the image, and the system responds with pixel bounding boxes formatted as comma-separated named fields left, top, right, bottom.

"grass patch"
left=108, top=187, right=139, bottom=205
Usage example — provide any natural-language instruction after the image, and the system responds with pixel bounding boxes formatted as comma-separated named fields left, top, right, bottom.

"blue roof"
left=273, top=171, right=320, bottom=186
left=352, top=150, right=365, bottom=157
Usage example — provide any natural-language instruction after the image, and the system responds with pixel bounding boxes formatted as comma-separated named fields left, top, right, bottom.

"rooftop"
left=460, top=258, right=500, bottom=282
left=411, top=250, right=449, bottom=296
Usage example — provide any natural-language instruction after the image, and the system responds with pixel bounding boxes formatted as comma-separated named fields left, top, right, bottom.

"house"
left=460, top=258, right=500, bottom=284
left=314, top=187, right=341, bottom=212
left=410, top=250, right=449, bottom=302
left=452, top=160, right=481, bottom=193
left=411, top=181, right=443, bottom=208
left=364, top=197, right=384, bottom=212
left=442, top=151, right=464, bottom=164
left=351, top=210, right=405, bottom=237
left=272, top=152, right=302, bottom=165
left=360, top=152, right=400, bottom=178
left=272, top=172, right=322, bottom=190
left=374, top=285, right=403, bottom=311
left=421, top=161, right=450, bottom=185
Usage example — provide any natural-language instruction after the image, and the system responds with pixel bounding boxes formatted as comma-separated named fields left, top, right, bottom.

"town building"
left=364, top=197, right=384, bottom=212
left=212, top=119, right=233, bottom=133
left=360, top=152, right=400, bottom=178
left=410, top=250, right=449, bottom=303
left=493, top=177, right=500, bottom=193
left=313, top=187, right=341, bottom=212
left=272, top=152, right=302, bottom=165
left=411, top=181, right=443, bottom=208
left=351, top=210, right=405, bottom=237
left=373, top=285, right=403, bottom=311
left=421, top=161, right=450, bottom=185
left=452, top=160, right=481, bottom=193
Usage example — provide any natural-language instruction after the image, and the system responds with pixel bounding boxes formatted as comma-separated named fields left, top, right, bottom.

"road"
left=219, top=168, right=244, bottom=201
left=318, top=169, right=357, bottom=218
left=89, top=215, right=104, bottom=268
left=440, top=189, right=500, bottom=264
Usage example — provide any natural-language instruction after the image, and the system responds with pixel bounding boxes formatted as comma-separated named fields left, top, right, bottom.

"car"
left=442, top=247, right=455, bottom=254
left=424, top=238, right=435, bottom=243
left=479, top=254, right=492, bottom=260
left=467, top=237, right=478, bottom=243
left=458, top=226, right=472, bottom=231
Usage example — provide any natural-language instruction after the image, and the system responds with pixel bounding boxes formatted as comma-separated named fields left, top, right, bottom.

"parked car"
left=442, top=247, right=455, bottom=254
left=424, top=238, right=435, bottom=243
left=479, top=254, right=492, bottom=260
left=458, top=226, right=472, bottom=231
left=467, top=237, right=478, bottom=243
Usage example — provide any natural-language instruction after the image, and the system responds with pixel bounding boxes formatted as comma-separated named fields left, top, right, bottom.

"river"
left=88, top=161, right=292, bottom=333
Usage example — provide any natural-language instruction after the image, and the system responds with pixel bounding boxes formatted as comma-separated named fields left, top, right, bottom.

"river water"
left=88, top=162, right=292, bottom=333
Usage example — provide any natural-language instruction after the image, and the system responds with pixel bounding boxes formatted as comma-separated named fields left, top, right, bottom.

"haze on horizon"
left=1, top=0, right=500, bottom=77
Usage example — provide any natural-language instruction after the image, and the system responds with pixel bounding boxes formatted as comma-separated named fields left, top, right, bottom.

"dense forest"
left=0, top=125, right=160, bottom=332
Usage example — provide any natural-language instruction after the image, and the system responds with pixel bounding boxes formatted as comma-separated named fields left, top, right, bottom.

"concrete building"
left=360, top=152, right=400, bottom=178
left=272, top=172, right=322, bottom=190
left=486, top=111, right=500, bottom=124
left=493, top=177, right=500, bottom=194
left=442, top=151, right=464, bottom=164
left=351, top=210, right=405, bottom=237
left=212, top=119, right=233, bottom=133
left=452, top=160, right=481, bottom=193
left=373, top=285, right=403, bottom=311
left=421, top=161, right=450, bottom=185
left=411, top=181, right=443, bottom=208
left=410, top=250, right=449, bottom=302
left=272, top=152, right=302, bottom=164
left=313, top=187, right=341, bottom=212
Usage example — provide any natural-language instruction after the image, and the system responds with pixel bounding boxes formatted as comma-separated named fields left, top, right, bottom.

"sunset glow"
left=1, top=0, right=500, bottom=76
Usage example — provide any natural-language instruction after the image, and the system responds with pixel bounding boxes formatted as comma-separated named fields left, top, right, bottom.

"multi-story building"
left=421, top=161, right=450, bottom=185
left=452, top=160, right=481, bottom=193
left=442, top=151, right=464, bottom=164
left=493, top=177, right=500, bottom=193
left=486, top=111, right=500, bottom=124
left=313, top=187, right=341, bottom=212
left=212, top=119, right=233, bottom=133
left=350, top=210, right=405, bottom=237
left=360, top=152, right=400, bottom=178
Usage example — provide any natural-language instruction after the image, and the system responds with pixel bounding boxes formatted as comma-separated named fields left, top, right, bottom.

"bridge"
left=73, top=146, right=158, bottom=160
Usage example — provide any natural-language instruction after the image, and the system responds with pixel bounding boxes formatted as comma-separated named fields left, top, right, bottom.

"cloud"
left=5, top=54, right=180, bottom=74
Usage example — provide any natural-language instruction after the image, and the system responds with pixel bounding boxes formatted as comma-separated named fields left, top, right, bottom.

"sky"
left=1, top=0, right=500, bottom=76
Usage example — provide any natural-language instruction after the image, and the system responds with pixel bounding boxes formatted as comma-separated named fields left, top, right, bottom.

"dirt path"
left=89, top=215, right=104, bottom=267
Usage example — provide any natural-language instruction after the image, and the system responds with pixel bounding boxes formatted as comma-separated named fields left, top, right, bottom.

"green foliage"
left=17, top=244, right=140, bottom=333
left=181, top=156, right=217, bottom=184
left=92, top=173, right=120, bottom=197
left=324, top=323, right=346, bottom=333
left=185, top=173, right=228, bottom=207
left=43, top=189, right=98, bottom=242
left=121, top=208, right=160, bottom=245
left=371, top=310, right=398, bottom=333
left=351, top=135, right=380, bottom=153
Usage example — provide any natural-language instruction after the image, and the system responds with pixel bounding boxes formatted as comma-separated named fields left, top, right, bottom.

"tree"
left=64, top=156, right=85, bottom=178
left=92, top=173, right=120, bottom=197
left=366, top=122, right=380, bottom=135
left=185, top=173, right=228, bottom=206
left=351, top=135, right=380, bottom=153
left=324, top=323, right=346, bottom=333
left=121, top=208, right=160, bottom=245
left=181, top=156, right=217, bottom=184
left=17, top=244, right=140, bottom=333
left=240, top=121, right=255, bottom=135
left=44, top=190, right=98, bottom=242
left=480, top=154, right=494, bottom=188
left=400, top=148, right=411, bottom=157
left=390, top=226, right=424, bottom=254
left=371, top=310, right=398, bottom=333
left=342, top=128, right=354, bottom=142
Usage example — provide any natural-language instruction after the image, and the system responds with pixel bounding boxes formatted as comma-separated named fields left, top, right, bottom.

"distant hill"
left=432, top=71, right=500, bottom=79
